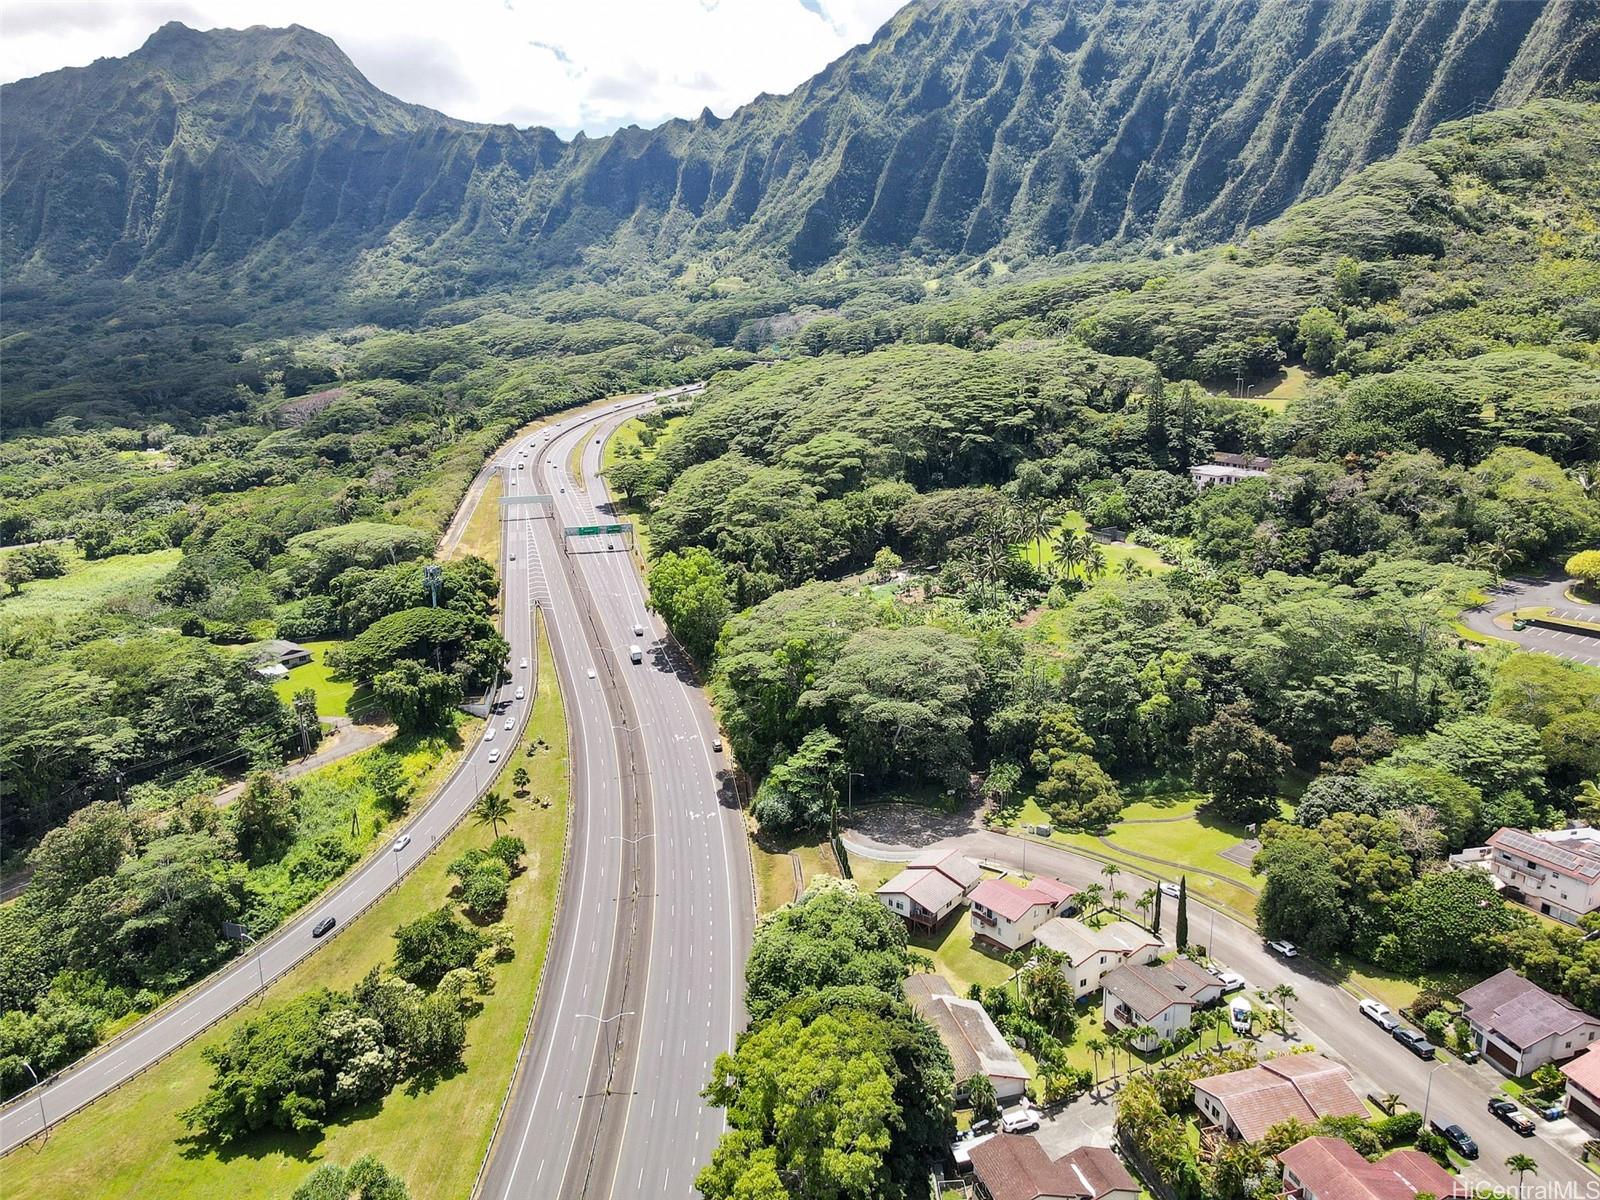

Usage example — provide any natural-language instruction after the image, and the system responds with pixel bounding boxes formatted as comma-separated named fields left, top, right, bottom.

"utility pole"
left=223, top=922, right=267, bottom=1001
left=20, top=1062, right=47, bottom=1141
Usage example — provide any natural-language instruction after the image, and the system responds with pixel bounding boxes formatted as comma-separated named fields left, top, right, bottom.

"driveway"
left=213, top=716, right=395, bottom=806
left=845, top=815, right=1595, bottom=1191
left=1459, top=573, right=1600, bottom=665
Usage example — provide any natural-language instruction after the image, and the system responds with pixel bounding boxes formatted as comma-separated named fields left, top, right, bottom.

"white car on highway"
left=515, top=686, right=525, bottom=699
left=488, top=747, right=501, bottom=763
left=484, top=726, right=495, bottom=741
left=392, top=834, right=411, bottom=853
left=503, top=716, right=514, bottom=730
left=519, top=656, right=529, bottom=669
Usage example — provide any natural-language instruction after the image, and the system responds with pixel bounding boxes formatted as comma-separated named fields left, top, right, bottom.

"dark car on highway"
left=312, top=915, right=336, bottom=937
left=1391, top=1026, right=1435, bottom=1059
left=1429, top=1119, right=1478, bottom=1159
left=1488, top=1098, right=1535, bottom=1136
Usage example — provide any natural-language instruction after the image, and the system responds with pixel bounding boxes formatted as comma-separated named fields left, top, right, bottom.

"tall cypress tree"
left=1175, top=876, right=1188, bottom=950
left=1151, top=884, right=1162, bottom=937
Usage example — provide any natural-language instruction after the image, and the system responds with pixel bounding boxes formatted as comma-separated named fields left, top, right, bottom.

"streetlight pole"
left=21, top=1061, right=46, bottom=1141
left=847, top=771, right=865, bottom=816
left=576, top=1011, right=636, bottom=1098
left=1421, top=1063, right=1442, bottom=1128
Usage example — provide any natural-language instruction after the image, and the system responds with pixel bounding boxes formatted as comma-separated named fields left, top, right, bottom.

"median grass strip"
left=6, top=623, right=568, bottom=1200
left=450, top=473, right=503, bottom=565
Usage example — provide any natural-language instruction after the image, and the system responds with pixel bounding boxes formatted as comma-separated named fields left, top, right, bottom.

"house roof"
left=1562, top=1046, right=1600, bottom=1096
left=1102, top=958, right=1221, bottom=1019
left=1194, top=1054, right=1366, bottom=1142
left=1459, top=969, right=1596, bottom=1049
left=1279, top=1137, right=1460, bottom=1200
left=1035, top=918, right=1116, bottom=964
left=969, top=1138, right=1137, bottom=1200
left=877, top=866, right=965, bottom=914
left=971, top=876, right=1077, bottom=922
left=1488, top=827, right=1600, bottom=882
left=1099, top=920, right=1163, bottom=957
left=908, top=848, right=983, bottom=891
left=906, top=989, right=1027, bottom=1087
left=903, top=972, right=957, bottom=1006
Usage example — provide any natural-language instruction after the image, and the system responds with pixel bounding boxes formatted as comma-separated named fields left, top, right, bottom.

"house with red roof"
left=968, top=1137, right=1139, bottom=1200
left=1193, top=1054, right=1366, bottom=1142
left=1279, top=1136, right=1463, bottom=1200
left=1560, top=1045, right=1600, bottom=1130
left=969, top=876, right=1079, bottom=951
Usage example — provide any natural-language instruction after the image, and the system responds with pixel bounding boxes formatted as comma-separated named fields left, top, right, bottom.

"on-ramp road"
left=475, top=391, right=754, bottom=1200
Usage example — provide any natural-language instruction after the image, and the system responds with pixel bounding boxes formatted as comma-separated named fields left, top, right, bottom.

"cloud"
left=0, top=0, right=908, bottom=136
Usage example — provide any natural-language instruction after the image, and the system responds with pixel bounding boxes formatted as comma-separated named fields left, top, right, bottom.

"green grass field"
left=270, top=639, right=366, bottom=718
left=1022, top=510, right=1170, bottom=577
left=450, top=474, right=503, bottom=567
left=6, top=623, right=570, bottom=1200
left=0, top=546, right=180, bottom=619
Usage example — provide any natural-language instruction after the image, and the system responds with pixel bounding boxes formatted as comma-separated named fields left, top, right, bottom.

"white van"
left=1228, top=996, right=1252, bottom=1034
left=629, top=644, right=643, bottom=664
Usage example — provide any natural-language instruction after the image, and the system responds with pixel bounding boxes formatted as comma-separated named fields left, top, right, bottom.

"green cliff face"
left=5, top=1, right=1597, bottom=296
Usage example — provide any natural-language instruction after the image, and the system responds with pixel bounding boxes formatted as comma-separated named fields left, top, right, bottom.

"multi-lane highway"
left=476, top=392, right=753, bottom=1199
left=1, top=389, right=755, bottom=1200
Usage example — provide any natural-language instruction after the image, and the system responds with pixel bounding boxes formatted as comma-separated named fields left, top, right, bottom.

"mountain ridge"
left=3, top=1, right=1599, bottom=306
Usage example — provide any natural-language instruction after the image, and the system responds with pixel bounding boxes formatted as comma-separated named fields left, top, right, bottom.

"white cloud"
left=0, top=0, right=907, bottom=136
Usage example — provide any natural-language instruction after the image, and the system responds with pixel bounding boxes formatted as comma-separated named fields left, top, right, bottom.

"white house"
left=968, top=876, right=1078, bottom=951
left=875, top=850, right=981, bottom=930
left=1189, top=453, right=1273, bottom=490
left=1459, top=969, right=1600, bottom=1075
left=1193, top=1054, right=1366, bottom=1142
left=1482, top=827, right=1600, bottom=924
left=1102, top=958, right=1222, bottom=1050
left=1034, top=918, right=1163, bottom=999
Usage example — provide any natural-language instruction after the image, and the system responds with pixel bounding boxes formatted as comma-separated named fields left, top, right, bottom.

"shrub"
left=1375, top=1111, right=1423, bottom=1146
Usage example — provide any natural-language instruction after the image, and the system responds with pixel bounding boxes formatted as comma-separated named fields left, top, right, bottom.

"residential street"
left=844, top=818, right=1596, bottom=1191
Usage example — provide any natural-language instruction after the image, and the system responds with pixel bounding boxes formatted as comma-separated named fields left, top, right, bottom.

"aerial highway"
left=0, top=390, right=756, bottom=1199
left=476, top=390, right=754, bottom=1198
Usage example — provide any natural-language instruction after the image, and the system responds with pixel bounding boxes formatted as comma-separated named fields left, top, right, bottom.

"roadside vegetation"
left=4, top=623, right=568, bottom=1200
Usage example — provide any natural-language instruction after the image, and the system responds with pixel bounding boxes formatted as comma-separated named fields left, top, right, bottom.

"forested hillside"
left=4, top=0, right=1597, bottom=391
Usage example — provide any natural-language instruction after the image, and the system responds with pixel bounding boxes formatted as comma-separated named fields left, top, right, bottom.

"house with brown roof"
left=1034, top=918, right=1163, bottom=999
left=969, top=876, right=1079, bottom=951
left=875, top=849, right=982, bottom=930
left=969, top=1137, right=1139, bottom=1200
left=1561, top=1045, right=1600, bottom=1131
left=904, top=974, right=1029, bottom=1103
left=1459, top=969, right=1600, bottom=1076
left=1279, top=1136, right=1462, bottom=1200
left=1192, top=1054, right=1366, bottom=1142
left=1102, top=957, right=1223, bottom=1050
left=1484, top=827, right=1600, bottom=925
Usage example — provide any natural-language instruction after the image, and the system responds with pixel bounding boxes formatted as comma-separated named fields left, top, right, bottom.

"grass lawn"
left=0, top=546, right=180, bottom=619
left=1023, top=510, right=1170, bottom=577
left=449, top=474, right=503, bottom=566
left=751, top=833, right=841, bottom=913
left=908, top=916, right=1014, bottom=994
left=6, top=623, right=570, bottom=1200
left=270, top=639, right=367, bottom=718
left=1329, top=959, right=1483, bottom=1014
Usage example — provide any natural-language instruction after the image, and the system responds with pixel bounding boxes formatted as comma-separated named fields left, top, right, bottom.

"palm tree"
left=1506, top=1153, right=1538, bottom=1199
left=1079, top=883, right=1104, bottom=916
left=1101, top=862, right=1120, bottom=895
left=1111, top=888, right=1129, bottom=916
left=1264, top=983, right=1298, bottom=1034
left=512, top=766, right=530, bottom=796
left=1052, top=527, right=1085, bottom=580
left=1083, top=544, right=1108, bottom=581
left=472, top=790, right=514, bottom=838
left=1022, top=502, right=1056, bottom=568
left=1086, top=1037, right=1107, bottom=1088
left=1136, top=888, right=1157, bottom=926
left=1118, top=558, right=1147, bottom=581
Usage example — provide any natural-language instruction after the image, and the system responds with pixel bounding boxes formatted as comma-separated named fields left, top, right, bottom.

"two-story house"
left=1483, top=827, right=1600, bottom=924
left=1459, top=969, right=1600, bottom=1076
left=1034, top=918, right=1163, bottom=999
left=875, top=849, right=982, bottom=930
left=1101, top=957, right=1222, bottom=1050
left=968, top=876, right=1078, bottom=951
left=1561, top=1045, right=1600, bottom=1130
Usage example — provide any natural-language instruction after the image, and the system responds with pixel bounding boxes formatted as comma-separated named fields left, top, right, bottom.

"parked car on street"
left=1359, top=999, right=1399, bottom=1030
left=1215, top=970, right=1246, bottom=994
left=1428, top=1120, right=1478, bottom=1158
left=1268, top=939, right=1299, bottom=958
left=1487, top=1098, right=1535, bottom=1136
left=1392, top=1027, right=1435, bottom=1059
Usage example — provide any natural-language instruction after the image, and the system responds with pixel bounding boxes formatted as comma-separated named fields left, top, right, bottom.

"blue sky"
left=0, top=0, right=906, bottom=136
